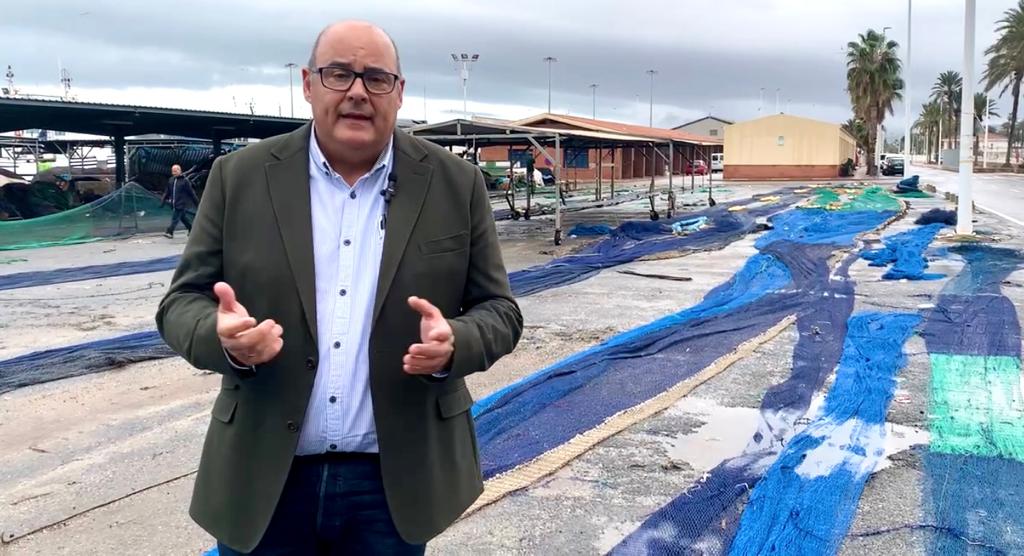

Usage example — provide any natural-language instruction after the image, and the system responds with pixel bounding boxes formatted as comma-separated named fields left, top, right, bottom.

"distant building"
left=474, top=113, right=721, bottom=182
left=673, top=115, right=733, bottom=140
left=723, top=114, right=856, bottom=180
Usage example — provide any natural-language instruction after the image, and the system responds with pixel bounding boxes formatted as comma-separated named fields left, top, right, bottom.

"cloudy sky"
left=3, top=0, right=1018, bottom=136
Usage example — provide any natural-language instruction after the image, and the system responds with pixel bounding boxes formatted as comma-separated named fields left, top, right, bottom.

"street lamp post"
left=589, top=83, right=598, bottom=119
left=284, top=62, right=297, bottom=118
left=544, top=57, right=557, bottom=113
left=903, top=1, right=912, bottom=161
left=451, top=53, right=479, bottom=119
left=958, top=0, right=976, bottom=235
left=646, top=69, right=657, bottom=127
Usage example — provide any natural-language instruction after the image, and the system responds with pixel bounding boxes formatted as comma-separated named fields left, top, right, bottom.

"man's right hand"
left=215, top=281, right=284, bottom=366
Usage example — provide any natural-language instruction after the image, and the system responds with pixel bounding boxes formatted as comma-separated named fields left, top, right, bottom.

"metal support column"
left=610, top=148, right=616, bottom=198
left=667, top=140, right=675, bottom=218
left=554, top=134, right=563, bottom=244
left=114, top=133, right=126, bottom=188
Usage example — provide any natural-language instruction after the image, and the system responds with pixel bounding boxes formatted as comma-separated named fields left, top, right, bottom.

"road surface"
left=908, top=162, right=1024, bottom=227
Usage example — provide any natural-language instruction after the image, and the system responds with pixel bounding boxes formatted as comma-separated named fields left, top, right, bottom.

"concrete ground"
left=1, top=179, right=1020, bottom=555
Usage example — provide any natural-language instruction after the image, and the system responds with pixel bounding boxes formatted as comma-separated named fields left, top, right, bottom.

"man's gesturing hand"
left=403, top=296, right=454, bottom=375
left=215, top=281, right=283, bottom=366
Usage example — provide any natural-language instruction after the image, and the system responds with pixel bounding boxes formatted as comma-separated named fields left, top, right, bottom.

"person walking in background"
left=161, top=163, right=199, bottom=238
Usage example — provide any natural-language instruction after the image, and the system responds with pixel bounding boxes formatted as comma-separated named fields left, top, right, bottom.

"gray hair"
left=307, top=23, right=402, bottom=75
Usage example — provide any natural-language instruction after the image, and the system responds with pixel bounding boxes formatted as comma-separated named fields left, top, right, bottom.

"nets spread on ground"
left=509, top=194, right=799, bottom=297
left=480, top=204, right=895, bottom=487
left=727, top=312, right=920, bottom=556
left=756, top=209, right=897, bottom=248
left=567, top=223, right=613, bottom=236
left=915, top=208, right=957, bottom=226
left=610, top=202, right=897, bottom=555
left=493, top=190, right=648, bottom=221
left=0, top=255, right=180, bottom=291
left=801, top=186, right=903, bottom=213
left=0, top=183, right=174, bottom=251
left=918, top=245, right=1024, bottom=554
left=0, top=331, right=173, bottom=394
left=860, top=223, right=945, bottom=280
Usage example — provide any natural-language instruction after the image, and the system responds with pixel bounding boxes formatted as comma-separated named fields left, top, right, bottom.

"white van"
left=711, top=153, right=724, bottom=172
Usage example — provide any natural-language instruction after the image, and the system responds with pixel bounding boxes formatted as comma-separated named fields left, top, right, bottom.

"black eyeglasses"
left=314, top=66, right=400, bottom=95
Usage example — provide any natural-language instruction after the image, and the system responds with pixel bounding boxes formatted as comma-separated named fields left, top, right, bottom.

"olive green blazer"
left=156, top=122, right=522, bottom=551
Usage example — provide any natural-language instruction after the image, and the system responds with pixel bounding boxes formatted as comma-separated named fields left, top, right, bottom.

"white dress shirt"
left=295, top=128, right=393, bottom=455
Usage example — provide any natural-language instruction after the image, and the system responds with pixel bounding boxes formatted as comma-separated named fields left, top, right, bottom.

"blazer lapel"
left=373, top=132, right=432, bottom=324
left=265, top=123, right=318, bottom=341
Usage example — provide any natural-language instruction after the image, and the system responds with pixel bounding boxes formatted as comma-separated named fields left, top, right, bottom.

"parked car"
left=881, top=155, right=905, bottom=176
left=684, top=160, right=709, bottom=176
left=711, top=153, right=724, bottom=172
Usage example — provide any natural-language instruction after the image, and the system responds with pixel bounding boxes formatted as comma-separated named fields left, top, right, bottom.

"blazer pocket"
left=212, top=394, right=238, bottom=424
left=419, top=231, right=469, bottom=256
left=438, top=386, right=474, bottom=419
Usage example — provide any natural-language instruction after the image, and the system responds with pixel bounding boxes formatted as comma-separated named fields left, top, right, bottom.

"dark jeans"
left=216, top=453, right=425, bottom=556
left=167, top=208, right=194, bottom=235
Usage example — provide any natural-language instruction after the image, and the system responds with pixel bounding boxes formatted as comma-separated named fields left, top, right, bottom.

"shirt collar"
left=309, top=125, right=394, bottom=183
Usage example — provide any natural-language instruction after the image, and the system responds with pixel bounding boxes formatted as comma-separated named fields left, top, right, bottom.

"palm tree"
left=842, top=117, right=870, bottom=154
left=847, top=29, right=904, bottom=176
left=915, top=101, right=943, bottom=163
left=973, top=92, right=1000, bottom=158
left=931, top=70, right=963, bottom=150
left=984, top=0, right=1024, bottom=165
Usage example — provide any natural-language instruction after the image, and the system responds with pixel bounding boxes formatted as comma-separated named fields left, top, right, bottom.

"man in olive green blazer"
left=156, top=20, right=521, bottom=554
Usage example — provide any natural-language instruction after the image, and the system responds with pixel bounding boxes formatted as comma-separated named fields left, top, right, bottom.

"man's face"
left=302, top=24, right=404, bottom=155
left=171, top=165, right=182, bottom=176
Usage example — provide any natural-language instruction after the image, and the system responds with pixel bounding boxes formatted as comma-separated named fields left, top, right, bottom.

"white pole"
left=958, top=0, right=976, bottom=235
left=461, top=61, right=469, bottom=119
left=775, top=88, right=780, bottom=113
left=984, top=92, right=990, bottom=168
left=647, top=70, right=657, bottom=127
left=285, top=63, right=296, bottom=118
left=903, top=0, right=912, bottom=159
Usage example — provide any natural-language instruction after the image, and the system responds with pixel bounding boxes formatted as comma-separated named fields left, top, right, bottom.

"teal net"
left=0, top=183, right=175, bottom=250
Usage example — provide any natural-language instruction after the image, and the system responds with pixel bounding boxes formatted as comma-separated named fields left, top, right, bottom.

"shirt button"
left=339, top=289, right=347, bottom=297
left=329, top=443, right=338, bottom=450
left=349, top=191, right=357, bottom=199
left=329, top=395, right=337, bottom=403
left=287, top=421, right=298, bottom=433
left=333, top=341, right=341, bottom=349
left=305, top=357, right=316, bottom=370
left=343, top=239, right=351, bottom=246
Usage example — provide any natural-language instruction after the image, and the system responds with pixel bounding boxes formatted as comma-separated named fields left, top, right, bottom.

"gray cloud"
left=3, top=0, right=1019, bottom=130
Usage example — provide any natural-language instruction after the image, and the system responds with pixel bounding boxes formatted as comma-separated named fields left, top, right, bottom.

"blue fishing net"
left=0, top=255, right=180, bottom=292
left=860, top=224, right=945, bottom=280
left=0, top=331, right=173, bottom=394
left=509, top=196, right=798, bottom=297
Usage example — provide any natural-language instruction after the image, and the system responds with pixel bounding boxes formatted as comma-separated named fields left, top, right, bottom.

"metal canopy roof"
left=407, top=118, right=675, bottom=149
left=0, top=98, right=307, bottom=140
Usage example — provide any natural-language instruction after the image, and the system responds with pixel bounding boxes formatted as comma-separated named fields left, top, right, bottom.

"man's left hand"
left=404, top=296, right=454, bottom=375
